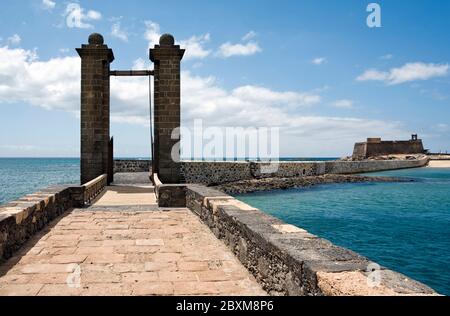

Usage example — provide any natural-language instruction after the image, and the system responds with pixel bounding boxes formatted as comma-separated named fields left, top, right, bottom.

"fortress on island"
left=352, top=135, right=426, bottom=160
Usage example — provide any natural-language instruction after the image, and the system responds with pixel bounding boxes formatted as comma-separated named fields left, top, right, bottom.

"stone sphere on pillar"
left=159, top=34, right=175, bottom=46
left=88, top=33, right=104, bottom=45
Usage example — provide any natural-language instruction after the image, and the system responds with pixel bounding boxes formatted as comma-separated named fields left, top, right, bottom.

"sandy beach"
left=428, top=160, right=450, bottom=168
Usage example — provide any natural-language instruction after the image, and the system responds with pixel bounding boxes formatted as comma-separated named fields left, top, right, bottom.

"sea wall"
left=185, top=184, right=437, bottom=296
left=324, top=157, right=428, bottom=174
left=179, top=157, right=429, bottom=185
left=113, top=158, right=428, bottom=184
left=181, top=161, right=252, bottom=185
left=114, top=160, right=151, bottom=173
left=249, top=162, right=325, bottom=179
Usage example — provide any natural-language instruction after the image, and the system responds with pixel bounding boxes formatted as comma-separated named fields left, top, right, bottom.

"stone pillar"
left=150, top=34, right=185, bottom=184
left=77, top=33, right=114, bottom=185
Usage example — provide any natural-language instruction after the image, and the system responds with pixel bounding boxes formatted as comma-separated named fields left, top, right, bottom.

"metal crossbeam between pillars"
left=110, top=70, right=154, bottom=76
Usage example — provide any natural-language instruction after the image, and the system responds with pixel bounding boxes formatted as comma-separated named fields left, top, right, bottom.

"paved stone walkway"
left=93, top=186, right=157, bottom=207
left=0, top=186, right=266, bottom=296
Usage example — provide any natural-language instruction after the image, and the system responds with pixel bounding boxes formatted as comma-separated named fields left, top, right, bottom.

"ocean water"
left=236, top=168, right=450, bottom=295
left=0, top=158, right=79, bottom=205
left=0, top=157, right=336, bottom=205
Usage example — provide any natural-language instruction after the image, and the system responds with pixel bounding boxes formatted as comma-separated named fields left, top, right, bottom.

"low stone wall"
left=214, top=174, right=412, bottom=195
left=180, top=158, right=429, bottom=185
left=0, top=185, right=83, bottom=262
left=181, top=161, right=252, bottom=185
left=324, top=157, right=429, bottom=174
left=153, top=173, right=187, bottom=208
left=0, top=175, right=108, bottom=262
left=114, top=160, right=151, bottom=173
left=115, top=157, right=428, bottom=184
left=186, top=184, right=437, bottom=296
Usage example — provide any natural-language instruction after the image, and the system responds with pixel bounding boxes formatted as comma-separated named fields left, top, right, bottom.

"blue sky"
left=0, top=0, right=449, bottom=158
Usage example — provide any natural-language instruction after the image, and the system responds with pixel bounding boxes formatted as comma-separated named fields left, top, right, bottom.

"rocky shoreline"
left=212, top=174, right=413, bottom=194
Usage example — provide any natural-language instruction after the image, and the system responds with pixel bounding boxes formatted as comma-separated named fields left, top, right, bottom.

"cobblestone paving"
left=0, top=208, right=266, bottom=296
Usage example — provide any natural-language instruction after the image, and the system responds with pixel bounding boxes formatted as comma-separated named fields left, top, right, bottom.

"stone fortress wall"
left=353, top=136, right=425, bottom=160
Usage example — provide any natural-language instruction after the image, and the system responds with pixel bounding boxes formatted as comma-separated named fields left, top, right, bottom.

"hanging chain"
left=149, top=75, right=154, bottom=164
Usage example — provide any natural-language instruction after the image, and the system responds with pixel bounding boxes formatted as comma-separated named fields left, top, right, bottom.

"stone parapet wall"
left=0, top=185, right=82, bottom=262
left=114, top=160, right=151, bottom=173
left=0, top=175, right=109, bottom=262
left=186, top=184, right=437, bottom=296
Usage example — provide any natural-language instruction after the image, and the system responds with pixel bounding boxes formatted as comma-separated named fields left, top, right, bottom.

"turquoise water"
left=0, top=158, right=79, bottom=205
left=236, top=168, right=450, bottom=295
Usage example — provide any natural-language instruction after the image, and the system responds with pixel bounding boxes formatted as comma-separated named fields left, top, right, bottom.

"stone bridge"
left=0, top=173, right=265, bottom=296
left=0, top=171, right=437, bottom=296
left=0, top=32, right=438, bottom=296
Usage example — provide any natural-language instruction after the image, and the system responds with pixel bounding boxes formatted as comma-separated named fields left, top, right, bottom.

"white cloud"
left=332, top=99, right=354, bottom=109
left=217, top=31, right=262, bottom=58
left=0, top=145, right=38, bottom=152
left=144, top=20, right=161, bottom=48
left=42, top=0, right=56, bottom=10
left=64, top=3, right=102, bottom=29
left=59, top=48, right=70, bottom=54
left=217, top=42, right=262, bottom=58
left=111, top=22, right=128, bottom=42
left=86, top=10, right=101, bottom=20
left=357, top=62, right=449, bottom=85
left=0, top=45, right=407, bottom=156
left=312, top=57, right=326, bottom=65
left=108, top=72, right=404, bottom=156
left=132, top=58, right=150, bottom=70
left=7, top=34, right=21, bottom=45
left=380, top=54, right=393, bottom=60
left=356, top=69, right=388, bottom=82
left=192, top=62, right=203, bottom=69
left=0, top=46, right=79, bottom=111
left=179, top=34, right=211, bottom=60
left=242, top=31, right=257, bottom=41
left=144, top=21, right=211, bottom=60
left=434, top=123, right=449, bottom=133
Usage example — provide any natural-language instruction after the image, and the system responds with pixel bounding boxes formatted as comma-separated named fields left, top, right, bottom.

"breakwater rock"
left=213, top=174, right=412, bottom=194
